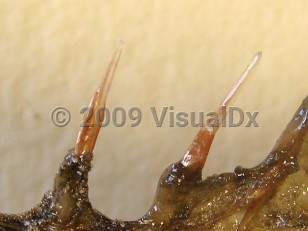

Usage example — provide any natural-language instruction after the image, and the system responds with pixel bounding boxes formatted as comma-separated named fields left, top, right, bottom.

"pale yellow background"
left=0, top=0, right=307, bottom=221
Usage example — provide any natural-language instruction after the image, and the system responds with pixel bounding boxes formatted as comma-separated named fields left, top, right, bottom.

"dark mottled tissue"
left=0, top=51, right=307, bottom=230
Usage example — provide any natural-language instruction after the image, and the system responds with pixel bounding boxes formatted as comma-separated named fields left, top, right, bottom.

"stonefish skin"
left=0, top=50, right=307, bottom=230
